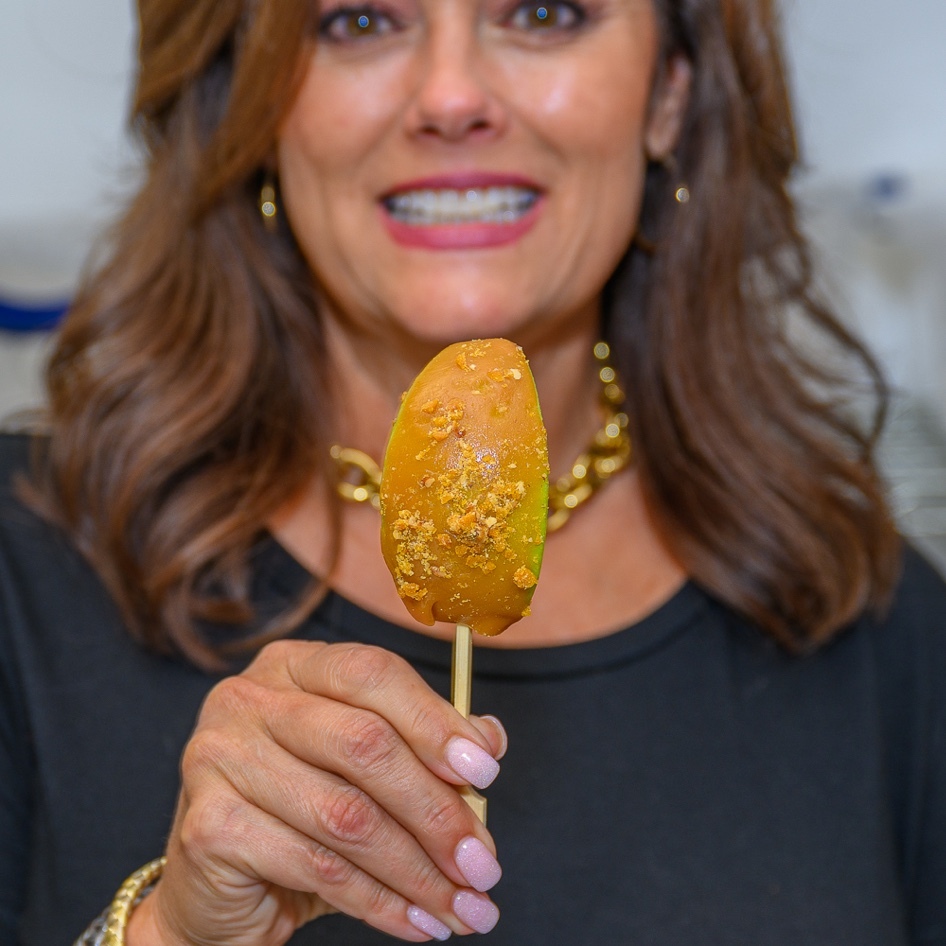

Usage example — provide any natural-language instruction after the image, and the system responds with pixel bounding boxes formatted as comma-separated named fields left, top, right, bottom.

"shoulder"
left=866, top=547, right=946, bottom=936
left=0, top=430, right=56, bottom=546
left=0, top=430, right=91, bottom=637
left=0, top=430, right=46, bottom=537
left=894, top=542, right=946, bottom=605
left=871, top=544, right=946, bottom=663
left=862, top=545, right=946, bottom=717
left=864, top=545, right=946, bottom=809
left=0, top=430, right=35, bottom=487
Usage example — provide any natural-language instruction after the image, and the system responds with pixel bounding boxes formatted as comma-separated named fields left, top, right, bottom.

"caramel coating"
left=380, top=339, right=549, bottom=636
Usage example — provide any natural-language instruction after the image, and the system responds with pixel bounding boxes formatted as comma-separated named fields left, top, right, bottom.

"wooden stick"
left=452, top=623, right=487, bottom=824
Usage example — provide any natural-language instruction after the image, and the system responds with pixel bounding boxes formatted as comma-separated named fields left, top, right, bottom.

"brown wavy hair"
left=32, top=0, right=899, bottom=669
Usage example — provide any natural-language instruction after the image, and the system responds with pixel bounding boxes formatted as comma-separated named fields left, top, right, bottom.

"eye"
left=318, top=6, right=398, bottom=43
left=506, top=1, right=586, bottom=32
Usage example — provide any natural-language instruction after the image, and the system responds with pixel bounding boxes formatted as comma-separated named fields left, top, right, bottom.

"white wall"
left=782, top=0, right=946, bottom=179
left=0, top=0, right=135, bottom=414
left=782, top=0, right=946, bottom=429
left=780, top=0, right=946, bottom=428
left=0, top=0, right=136, bottom=319
left=0, top=0, right=136, bottom=225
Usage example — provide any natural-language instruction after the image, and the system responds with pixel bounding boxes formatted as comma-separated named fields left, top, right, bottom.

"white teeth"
left=385, top=186, right=538, bottom=225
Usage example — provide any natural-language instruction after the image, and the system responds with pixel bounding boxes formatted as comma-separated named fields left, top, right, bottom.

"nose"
left=404, top=16, right=504, bottom=143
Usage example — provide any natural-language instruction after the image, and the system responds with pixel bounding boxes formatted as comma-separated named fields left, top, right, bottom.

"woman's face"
left=278, top=0, right=690, bottom=347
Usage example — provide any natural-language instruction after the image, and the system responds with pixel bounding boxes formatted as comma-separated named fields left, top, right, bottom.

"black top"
left=1, top=432, right=944, bottom=945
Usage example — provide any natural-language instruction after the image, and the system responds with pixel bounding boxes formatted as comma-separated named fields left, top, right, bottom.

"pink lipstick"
left=380, top=173, right=544, bottom=250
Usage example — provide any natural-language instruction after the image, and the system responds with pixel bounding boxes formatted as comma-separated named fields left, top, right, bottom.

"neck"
left=321, top=311, right=604, bottom=482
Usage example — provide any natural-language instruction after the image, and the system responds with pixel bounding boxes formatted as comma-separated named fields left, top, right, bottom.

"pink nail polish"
left=455, top=837, right=502, bottom=892
left=445, top=737, right=499, bottom=789
left=452, top=890, right=500, bottom=934
left=407, top=905, right=452, bottom=941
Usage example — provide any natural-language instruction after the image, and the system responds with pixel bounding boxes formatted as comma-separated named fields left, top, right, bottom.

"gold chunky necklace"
left=331, top=341, right=632, bottom=533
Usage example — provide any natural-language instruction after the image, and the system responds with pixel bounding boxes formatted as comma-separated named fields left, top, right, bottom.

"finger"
left=249, top=641, right=504, bottom=786
left=170, top=788, right=450, bottom=942
left=218, top=685, right=503, bottom=895
left=470, top=715, right=508, bottom=760
left=185, top=729, right=497, bottom=936
left=196, top=663, right=503, bottom=901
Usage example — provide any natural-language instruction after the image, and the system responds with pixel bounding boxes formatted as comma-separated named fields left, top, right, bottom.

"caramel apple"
left=380, top=339, right=549, bottom=637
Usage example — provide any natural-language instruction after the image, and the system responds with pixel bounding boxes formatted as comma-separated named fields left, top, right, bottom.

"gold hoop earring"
left=260, top=178, right=278, bottom=232
left=660, top=153, right=690, bottom=204
left=633, top=152, right=689, bottom=254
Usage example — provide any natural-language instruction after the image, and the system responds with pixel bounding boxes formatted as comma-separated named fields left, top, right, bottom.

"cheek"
left=532, top=68, right=651, bottom=163
left=280, top=78, right=371, bottom=179
left=512, top=58, right=654, bottom=297
left=278, top=49, right=412, bottom=195
left=522, top=63, right=653, bottom=246
left=276, top=63, right=401, bottom=275
left=503, top=39, right=656, bottom=224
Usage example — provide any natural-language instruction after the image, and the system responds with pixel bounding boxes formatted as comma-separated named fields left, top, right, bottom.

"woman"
left=1, top=0, right=943, bottom=943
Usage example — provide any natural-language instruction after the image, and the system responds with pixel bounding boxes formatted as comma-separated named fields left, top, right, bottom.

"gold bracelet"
left=101, top=856, right=167, bottom=946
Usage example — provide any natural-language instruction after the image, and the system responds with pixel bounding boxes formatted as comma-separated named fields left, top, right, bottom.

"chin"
left=397, top=308, right=536, bottom=348
left=383, top=287, right=540, bottom=346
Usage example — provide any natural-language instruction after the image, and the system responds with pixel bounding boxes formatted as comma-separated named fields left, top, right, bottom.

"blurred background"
left=1, top=0, right=945, bottom=569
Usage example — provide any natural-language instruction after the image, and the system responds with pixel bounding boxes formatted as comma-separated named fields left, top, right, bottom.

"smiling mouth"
left=382, top=187, right=540, bottom=226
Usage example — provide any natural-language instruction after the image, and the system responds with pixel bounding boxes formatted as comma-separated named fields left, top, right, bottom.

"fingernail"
left=479, top=715, right=508, bottom=760
left=407, top=905, right=452, bottom=941
left=452, top=890, right=500, bottom=934
left=455, top=836, right=502, bottom=892
left=445, top=737, right=499, bottom=789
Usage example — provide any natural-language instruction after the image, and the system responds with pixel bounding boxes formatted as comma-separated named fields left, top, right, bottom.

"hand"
left=127, top=640, right=507, bottom=945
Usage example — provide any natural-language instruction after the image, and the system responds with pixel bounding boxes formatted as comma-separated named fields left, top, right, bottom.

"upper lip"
left=381, top=172, right=544, bottom=199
